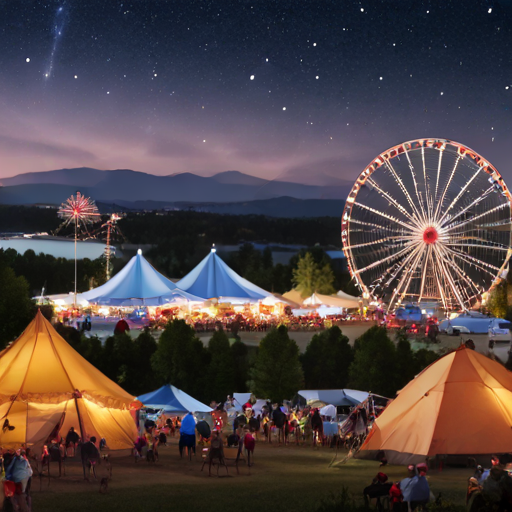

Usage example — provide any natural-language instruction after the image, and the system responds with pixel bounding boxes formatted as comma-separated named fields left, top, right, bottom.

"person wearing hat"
left=400, top=464, right=417, bottom=509
left=363, top=472, right=392, bottom=508
left=408, top=463, right=430, bottom=511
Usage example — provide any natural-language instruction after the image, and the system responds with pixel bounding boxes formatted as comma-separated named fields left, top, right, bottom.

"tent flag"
left=81, top=249, right=204, bottom=306
left=357, top=346, right=512, bottom=465
left=137, top=384, right=212, bottom=414
left=0, top=311, right=138, bottom=452
left=176, top=248, right=274, bottom=302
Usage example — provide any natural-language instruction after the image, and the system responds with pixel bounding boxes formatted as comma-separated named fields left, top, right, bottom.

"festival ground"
left=31, top=437, right=470, bottom=512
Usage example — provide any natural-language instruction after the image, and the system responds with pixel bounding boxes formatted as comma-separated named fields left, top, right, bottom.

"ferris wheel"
left=341, top=139, right=512, bottom=312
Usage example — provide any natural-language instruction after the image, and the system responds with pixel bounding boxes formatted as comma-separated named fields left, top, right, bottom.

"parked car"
left=488, top=318, right=512, bottom=347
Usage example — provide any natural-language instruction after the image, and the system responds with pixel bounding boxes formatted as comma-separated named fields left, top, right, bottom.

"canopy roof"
left=176, top=248, right=274, bottom=302
left=81, top=250, right=203, bottom=306
left=0, top=311, right=134, bottom=409
left=137, top=384, right=212, bottom=414
left=358, top=346, right=512, bottom=465
left=282, top=289, right=305, bottom=307
left=298, top=389, right=369, bottom=407
left=0, top=311, right=137, bottom=451
left=303, top=292, right=360, bottom=309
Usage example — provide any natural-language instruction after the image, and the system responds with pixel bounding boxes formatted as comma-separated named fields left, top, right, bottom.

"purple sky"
left=1, top=0, right=511, bottom=185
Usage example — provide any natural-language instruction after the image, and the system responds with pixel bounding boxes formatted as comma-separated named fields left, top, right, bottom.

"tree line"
left=56, top=321, right=439, bottom=404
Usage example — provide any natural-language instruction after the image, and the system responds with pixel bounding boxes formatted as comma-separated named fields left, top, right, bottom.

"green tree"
left=301, top=326, right=353, bottom=388
left=348, top=326, right=398, bottom=397
left=151, top=319, right=207, bottom=400
left=0, top=263, right=35, bottom=348
left=231, top=340, right=250, bottom=392
left=413, top=349, right=439, bottom=375
left=487, top=281, right=508, bottom=319
left=207, top=329, right=235, bottom=402
left=250, top=326, right=304, bottom=402
left=293, top=252, right=336, bottom=298
left=131, top=329, right=159, bottom=395
left=293, top=253, right=318, bottom=297
left=395, top=334, right=417, bottom=390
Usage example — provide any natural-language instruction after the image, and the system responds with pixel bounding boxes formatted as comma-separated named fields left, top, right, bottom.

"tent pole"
left=74, top=396, right=86, bottom=442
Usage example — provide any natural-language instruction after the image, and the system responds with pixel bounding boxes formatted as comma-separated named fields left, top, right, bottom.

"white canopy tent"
left=303, top=292, right=360, bottom=309
left=298, top=389, right=369, bottom=407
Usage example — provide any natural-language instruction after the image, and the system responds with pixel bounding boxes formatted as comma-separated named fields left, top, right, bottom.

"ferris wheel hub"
left=422, top=226, right=438, bottom=245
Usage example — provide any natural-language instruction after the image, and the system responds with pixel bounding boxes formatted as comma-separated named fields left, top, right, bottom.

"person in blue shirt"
left=179, top=412, right=196, bottom=458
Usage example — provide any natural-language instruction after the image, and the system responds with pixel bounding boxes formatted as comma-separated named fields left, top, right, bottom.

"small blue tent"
left=137, top=384, right=212, bottom=414
left=81, top=250, right=204, bottom=306
left=176, top=247, right=274, bottom=303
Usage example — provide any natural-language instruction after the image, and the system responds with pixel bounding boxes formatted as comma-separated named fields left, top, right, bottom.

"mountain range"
left=0, top=168, right=351, bottom=217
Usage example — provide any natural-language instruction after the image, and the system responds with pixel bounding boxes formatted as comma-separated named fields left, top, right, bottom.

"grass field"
left=30, top=438, right=471, bottom=512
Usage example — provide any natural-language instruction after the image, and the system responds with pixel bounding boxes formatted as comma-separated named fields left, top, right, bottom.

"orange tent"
left=0, top=311, right=138, bottom=454
left=357, top=346, right=512, bottom=465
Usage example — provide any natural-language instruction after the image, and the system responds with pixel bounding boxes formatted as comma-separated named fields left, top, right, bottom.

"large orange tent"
left=0, top=311, right=138, bottom=454
left=357, top=345, right=512, bottom=465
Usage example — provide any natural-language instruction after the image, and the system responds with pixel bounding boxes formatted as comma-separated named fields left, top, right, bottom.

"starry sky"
left=1, top=0, right=512, bottom=186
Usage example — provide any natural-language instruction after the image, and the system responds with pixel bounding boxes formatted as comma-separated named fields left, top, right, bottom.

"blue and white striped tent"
left=176, top=247, right=274, bottom=303
left=81, top=249, right=203, bottom=306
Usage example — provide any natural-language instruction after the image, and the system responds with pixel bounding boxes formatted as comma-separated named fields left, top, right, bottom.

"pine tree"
left=251, top=326, right=304, bottom=402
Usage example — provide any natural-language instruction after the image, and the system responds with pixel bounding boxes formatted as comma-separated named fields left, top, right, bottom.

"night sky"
left=1, top=0, right=512, bottom=186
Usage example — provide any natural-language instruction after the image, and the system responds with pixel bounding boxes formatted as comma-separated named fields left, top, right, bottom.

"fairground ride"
left=341, top=139, right=512, bottom=312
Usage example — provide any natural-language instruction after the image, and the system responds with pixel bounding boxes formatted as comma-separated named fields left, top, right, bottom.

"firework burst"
left=58, top=191, right=100, bottom=231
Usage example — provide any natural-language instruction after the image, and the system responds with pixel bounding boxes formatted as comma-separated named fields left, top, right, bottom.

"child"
left=243, top=426, right=256, bottom=467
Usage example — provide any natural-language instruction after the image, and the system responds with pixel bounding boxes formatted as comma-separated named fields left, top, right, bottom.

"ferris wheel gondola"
left=341, top=139, right=512, bottom=312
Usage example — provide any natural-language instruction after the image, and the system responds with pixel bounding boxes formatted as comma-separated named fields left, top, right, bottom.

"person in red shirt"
left=114, top=318, right=130, bottom=335
left=243, top=426, right=256, bottom=467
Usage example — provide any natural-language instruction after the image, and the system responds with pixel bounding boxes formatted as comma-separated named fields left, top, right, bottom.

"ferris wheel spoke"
left=436, top=244, right=482, bottom=296
left=432, top=244, right=466, bottom=310
left=433, top=155, right=461, bottom=223
left=444, top=243, right=509, bottom=252
left=404, top=151, right=428, bottom=223
left=395, top=244, right=425, bottom=306
left=437, top=166, right=483, bottom=225
left=417, top=246, right=430, bottom=303
left=367, top=178, right=422, bottom=227
left=443, top=245, right=500, bottom=275
left=347, top=218, right=413, bottom=234
left=353, top=202, right=417, bottom=232
left=442, top=202, right=506, bottom=233
left=353, top=242, right=416, bottom=275
left=387, top=243, right=424, bottom=309
left=384, top=160, right=424, bottom=221
left=421, top=147, right=434, bottom=223
left=343, top=236, right=412, bottom=251
left=434, top=147, right=444, bottom=207
left=440, top=185, right=495, bottom=228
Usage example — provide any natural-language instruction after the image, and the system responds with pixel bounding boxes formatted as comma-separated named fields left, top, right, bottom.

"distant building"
left=0, top=235, right=112, bottom=260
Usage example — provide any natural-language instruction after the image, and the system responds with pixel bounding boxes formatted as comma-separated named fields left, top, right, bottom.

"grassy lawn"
left=30, top=439, right=470, bottom=512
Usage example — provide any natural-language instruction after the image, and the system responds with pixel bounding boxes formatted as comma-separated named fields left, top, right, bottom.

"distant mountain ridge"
left=0, top=168, right=352, bottom=205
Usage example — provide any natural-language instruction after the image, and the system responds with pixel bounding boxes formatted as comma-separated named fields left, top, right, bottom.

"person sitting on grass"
left=363, top=472, right=392, bottom=509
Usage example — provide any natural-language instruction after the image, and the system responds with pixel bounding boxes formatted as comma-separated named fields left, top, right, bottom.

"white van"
left=488, top=318, right=512, bottom=346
